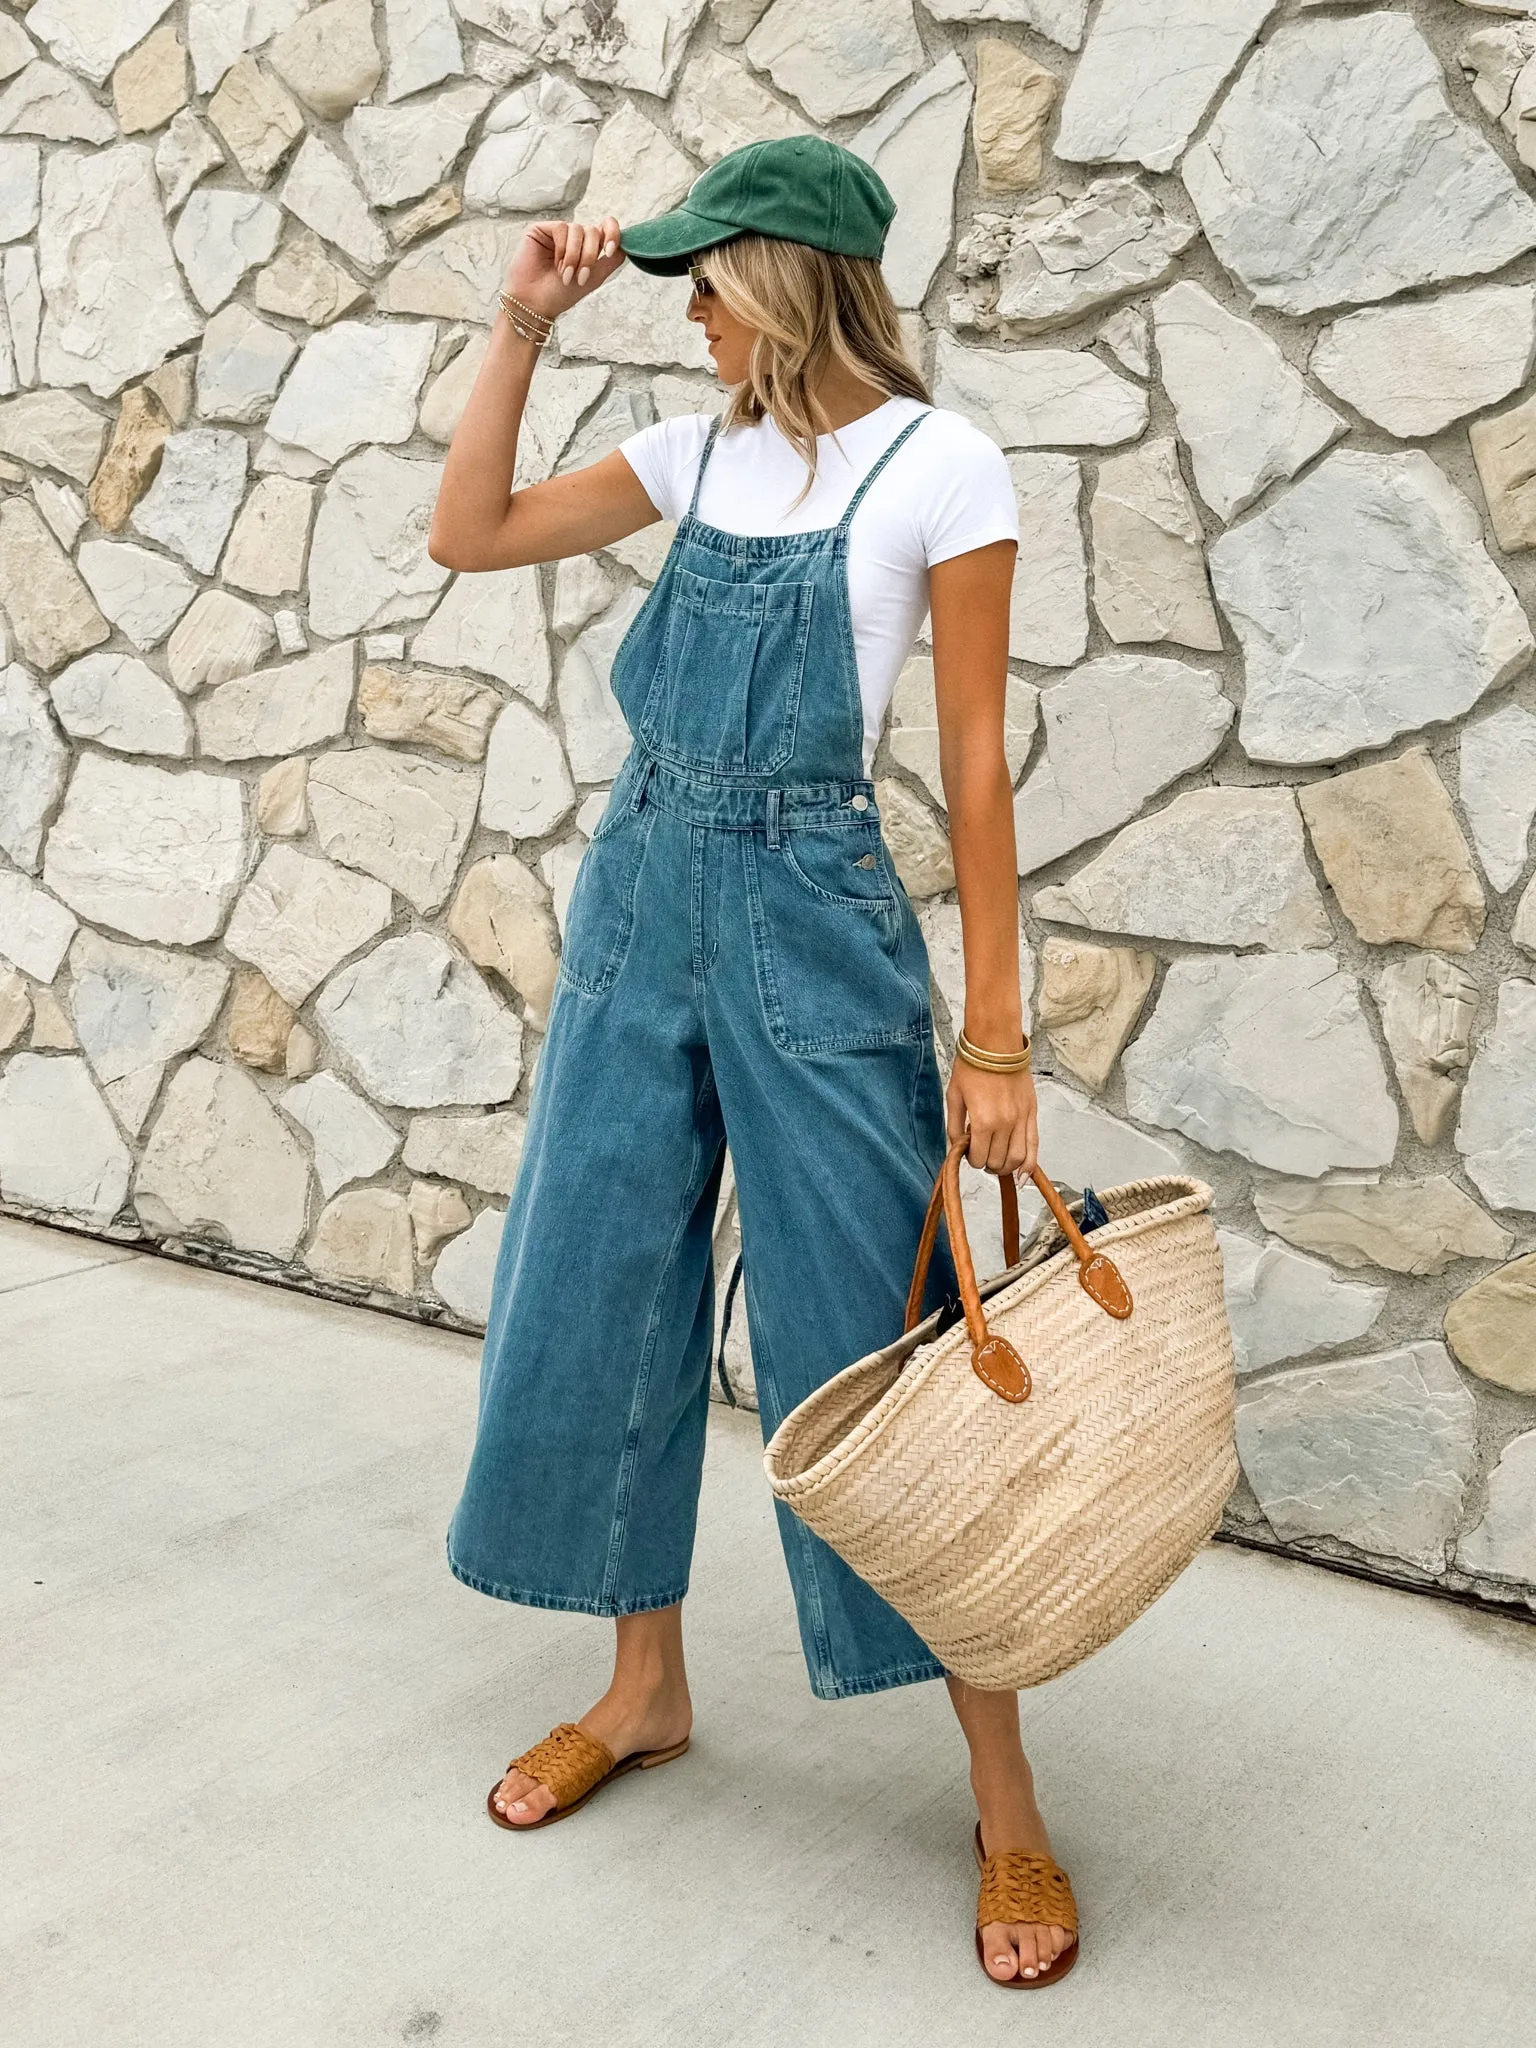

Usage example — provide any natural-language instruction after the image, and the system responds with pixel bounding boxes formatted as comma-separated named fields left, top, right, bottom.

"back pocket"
left=637, top=566, right=813, bottom=776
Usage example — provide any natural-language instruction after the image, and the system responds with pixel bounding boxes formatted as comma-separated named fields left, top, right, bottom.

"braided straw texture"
left=505, top=1722, right=615, bottom=1808
left=764, top=1178, right=1238, bottom=1689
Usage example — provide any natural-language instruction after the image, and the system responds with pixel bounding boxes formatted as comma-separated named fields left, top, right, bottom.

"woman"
left=429, top=136, right=1074, bottom=1989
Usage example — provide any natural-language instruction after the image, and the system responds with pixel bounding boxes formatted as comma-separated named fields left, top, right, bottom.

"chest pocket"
left=637, top=565, right=815, bottom=777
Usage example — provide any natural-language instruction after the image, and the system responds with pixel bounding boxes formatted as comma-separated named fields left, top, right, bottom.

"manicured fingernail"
left=577, top=265, right=591, bottom=285
left=604, top=240, right=617, bottom=256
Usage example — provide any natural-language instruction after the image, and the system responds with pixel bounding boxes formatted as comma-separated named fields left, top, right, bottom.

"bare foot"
left=975, top=1787, right=1074, bottom=1984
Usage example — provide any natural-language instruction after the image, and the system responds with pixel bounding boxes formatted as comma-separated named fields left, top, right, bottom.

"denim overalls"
left=448, top=408, right=961, bottom=1699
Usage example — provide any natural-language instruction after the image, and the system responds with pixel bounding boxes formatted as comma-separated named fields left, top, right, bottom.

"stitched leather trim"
left=504, top=1722, right=616, bottom=1810
left=977, top=1850, right=1079, bottom=1936
left=1079, top=1252, right=1132, bottom=1319
left=971, top=1335, right=1030, bottom=1404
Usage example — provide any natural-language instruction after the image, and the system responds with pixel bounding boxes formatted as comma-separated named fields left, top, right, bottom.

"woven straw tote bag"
left=763, top=1133, right=1238, bottom=1689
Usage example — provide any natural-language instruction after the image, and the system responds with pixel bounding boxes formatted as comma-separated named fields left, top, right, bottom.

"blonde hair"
left=699, top=234, right=929, bottom=502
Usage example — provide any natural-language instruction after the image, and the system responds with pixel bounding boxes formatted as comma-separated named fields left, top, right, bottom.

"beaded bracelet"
left=498, top=291, right=553, bottom=348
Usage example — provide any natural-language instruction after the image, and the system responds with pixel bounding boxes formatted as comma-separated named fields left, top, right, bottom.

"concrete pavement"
left=5, top=1212, right=1535, bottom=2048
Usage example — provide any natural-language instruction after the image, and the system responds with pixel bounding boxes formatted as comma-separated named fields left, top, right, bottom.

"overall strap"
left=835, top=408, right=932, bottom=537
left=683, top=412, right=725, bottom=521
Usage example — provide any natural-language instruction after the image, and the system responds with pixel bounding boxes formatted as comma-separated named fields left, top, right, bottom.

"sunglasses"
left=688, top=263, right=716, bottom=297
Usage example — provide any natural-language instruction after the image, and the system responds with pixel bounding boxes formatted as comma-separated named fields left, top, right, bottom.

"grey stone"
left=131, top=428, right=248, bottom=576
left=187, top=0, right=309, bottom=95
left=0, top=867, right=76, bottom=981
left=345, top=80, right=490, bottom=209
left=1461, top=702, right=1536, bottom=895
left=1, top=661, right=69, bottom=870
left=1182, top=13, right=1536, bottom=317
left=315, top=931, right=523, bottom=1109
left=933, top=331, right=1147, bottom=449
left=0, top=1051, right=131, bottom=1224
left=0, top=501, right=107, bottom=674
left=1056, top=0, right=1274, bottom=173
left=194, top=641, right=357, bottom=762
left=1312, top=285, right=1536, bottom=441
left=1123, top=952, right=1399, bottom=1176
left=1253, top=1175, right=1512, bottom=1278
left=559, top=590, right=645, bottom=783
left=4, top=242, right=41, bottom=386
left=671, top=46, right=809, bottom=163
left=50, top=652, right=192, bottom=759
left=67, top=926, right=229, bottom=1134
left=153, top=108, right=224, bottom=213
left=1154, top=282, right=1345, bottom=523
left=430, top=1202, right=503, bottom=1323
left=307, top=447, right=448, bottom=641
left=580, top=95, right=694, bottom=228
left=0, top=60, right=117, bottom=144
left=1089, top=437, right=1223, bottom=652
left=1030, top=1075, right=1184, bottom=1206
left=0, top=388, right=105, bottom=482
left=1096, top=305, right=1149, bottom=380
left=1034, top=787, right=1333, bottom=951
left=479, top=699, right=575, bottom=841
left=28, top=0, right=178, bottom=87
left=280, top=134, right=390, bottom=273
left=224, top=844, right=394, bottom=1006
left=166, top=589, right=277, bottom=694
left=1235, top=1342, right=1478, bottom=1573
left=383, top=0, right=464, bottom=101
left=1458, top=1430, right=1536, bottom=1586
left=281, top=1070, right=400, bottom=1198
left=1013, top=654, right=1233, bottom=875
left=0, top=137, right=40, bottom=241
left=745, top=0, right=921, bottom=122
left=376, top=218, right=518, bottom=319
left=37, top=143, right=200, bottom=397
left=1373, top=954, right=1480, bottom=1150
left=463, top=72, right=599, bottom=213
left=849, top=55, right=971, bottom=310
left=267, top=320, right=436, bottom=466
left=1209, top=450, right=1532, bottom=767
left=134, top=1055, right=311, bottom=1257
left=1218, top=1229, right=1387, bottom=1377
left=43, top=753, right=247, bottom=945
left=1457, top=977, right=1536, bottom=1213
left=172, top=188, right=281, bottom=312
left=402, top=1108, right=525, bottom=1195
left=74, top=541, right=196, bottom=652
left=557, top=262, right=712, bottom=371
left=194, top=303, right=298, bottom=424
left=411, top=564, right=550, bottom=703
left=308, top=746, right=480, bottom=915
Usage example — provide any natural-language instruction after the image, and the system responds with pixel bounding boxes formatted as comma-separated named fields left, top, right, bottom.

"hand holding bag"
left=762, top=1134, right=1239, bottom=1689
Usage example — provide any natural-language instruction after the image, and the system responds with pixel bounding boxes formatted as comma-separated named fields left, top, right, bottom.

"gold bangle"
left=956, top=1028, right=1031, bottom=1074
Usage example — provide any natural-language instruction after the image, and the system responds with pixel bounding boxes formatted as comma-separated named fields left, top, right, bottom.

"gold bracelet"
left=956, top=1028, right=1032, bottom=1074
left=498, top=292, right=552, bottom=347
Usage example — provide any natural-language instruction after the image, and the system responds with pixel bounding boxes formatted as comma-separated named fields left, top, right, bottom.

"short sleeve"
left=616, top=413, right=712, bottom=522
left=918, top=419, right=1020, bottom=569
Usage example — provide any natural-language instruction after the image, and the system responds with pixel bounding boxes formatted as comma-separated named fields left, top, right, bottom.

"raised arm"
left=428, top=215, right=662, bottom=573
left=929, top=538, right=1039, bottom=1178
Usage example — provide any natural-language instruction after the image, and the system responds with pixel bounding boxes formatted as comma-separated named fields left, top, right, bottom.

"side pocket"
left=555, top=802, right=656, bottom=998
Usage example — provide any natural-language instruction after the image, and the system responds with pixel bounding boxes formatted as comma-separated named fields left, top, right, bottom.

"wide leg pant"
left=447, top=755, right=959, bottom=1699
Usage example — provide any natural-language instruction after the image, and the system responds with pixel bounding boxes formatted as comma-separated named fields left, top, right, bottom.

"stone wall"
left=0, top=0, right=1534, bottom=1612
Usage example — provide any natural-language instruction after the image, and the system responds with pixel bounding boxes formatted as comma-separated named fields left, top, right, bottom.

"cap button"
left=850, top=793, right=869, bottom=811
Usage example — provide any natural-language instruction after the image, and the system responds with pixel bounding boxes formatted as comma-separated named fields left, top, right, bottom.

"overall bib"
left=448, top=409, right=961, bottom=1699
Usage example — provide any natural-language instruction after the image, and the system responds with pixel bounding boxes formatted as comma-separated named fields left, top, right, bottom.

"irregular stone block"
left=195, top=641, right=356, bottom=761
left=135, top=1056, right=311, bottom=1258
left=50, top=652, right=192, bottom=759
left=0, top=59, right=118, bottom=145
left=1037, top=935, right=1154, bottom=1094
left=344, top=80, right=490, bottom=209
left=933, top=331, right=1147, bottom=448
left=0, top=963, right=28, bottom=1050
left=88, top=386, right=171, bottom=532
left=0, top=388, right=106, bottom=484
left=408, top=1178, right=471, bottom=1262
left=131, top=427, right=249, bottom=576
left=173, top=187, right=281, bottom=312
left=382, top=0, right=464, bottom=103
left=744, top=0, right=922, bottom=122
left=463, top=72, right=600, bottom=213
left=281, top=1070, right=400, bottom=1197
left=187, top=0, right=309, bottom=96
left=1373, top=954, right=1479, bottom=1149
left=256, top=757, right=307, bottom=839
left=376, top=218, right=518, bottom=320
left=449, top=853, right=561, bottom=1029
left=1089, top=436, right=1223, bottom=651
left=1219, top=1227, right=1386, bottom=1377
left=269, top=0, right=381, bottom=118
left=1209, top=450, right=1532, bottom=766
left=308, top=746, right=480, bottom=915
left=1035, top=787, right=1332, bottom=952
left=1253, top=1175, right=1513, bottom=1277
left=671, top=45, right=809, bottom=162
left=953, top=180, right=1197, bottom=338
left=850, top=54, right=971, bottom=310
left=195, top=304, right=298, bottom=425
left=480, top=699, right=574, bottom=841
left=280, top=134, right=389, bottom=272
left=402, top=1109, right=525, bottom=1195
left=1056, top=0, right=1274, bottom=173
left=1096, top=305, right=1149, bottom=380
left=973, top=38, right=1057, bottom=194
left=1235, top=1342, right=1478, bottom=1573
left=1457, top=977, right=1536, bottom=1213
left=306, top=1186, right=415, bottom=1296
left=224, top=844, right=393, bottom=1006
left=1008, top=453, right=1087, bottom=667
left=0, top=136, right=40, bottom=240
left=358, top=664, right=500, bottom=762
left=206, top=54, right=304, bottom=185
left=307, top=447, right=449, bottom=641
left=226, top=965, right=294, bottom=1072
left=316, top=931, right=523, bottom=1109
left=1313, top=285, right=1536, bottom=440
left=1012, top=654, right=1232, bottom=875
left=556, top=260, right=712, bottom=371
left=1459, top=701, right=1536, bottom=894
left=75, top=540, right=196, bottom=653
left=268, top=321, right=436, bottom=467
left=872, top=777, right=954, bottom=898
left=1445, top=1252, right=1536, bottom=1396
left=254, top=226, right=367, bottom=327
left=1457, top=1430, right=1536, bottom=1585
left=1299, top=749, right=1485, bottom=954
left=153, top=108, right=224, bottom=214
left=1469, top=387, right=1536, bottom=553
left=221, top=476, right=313, bottom=599
left=0, top=1051, right=131, bottom=1224
left=0, top=499, right=108, bottom=673
left=1154, top=281, right=1344, bottom=523
left=27, top=0, right=178, bottom=88
left=1, top=661, right=70, bottom=870
left=166, top=589, right=276, bottom=694
left=1183, top=13, right=1536, bottom=316
left=1123, top=952, right=1398, bottom=1176
left=68, top=926, right=228, bottom=1134
left=430, top=1202, right=503, bottom=1323
left=0, top=867, right=76, bottom=981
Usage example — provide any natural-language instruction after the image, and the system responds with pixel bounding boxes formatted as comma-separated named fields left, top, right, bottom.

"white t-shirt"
left=617, top=395, right=1019, bottom=775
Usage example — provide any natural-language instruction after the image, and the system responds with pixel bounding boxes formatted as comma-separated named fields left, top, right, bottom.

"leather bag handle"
left=903, top=1133, right=1133, bottom=1404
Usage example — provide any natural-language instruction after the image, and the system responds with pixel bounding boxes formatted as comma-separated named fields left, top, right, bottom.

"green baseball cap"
left=619, top=136, right=896, bottom=276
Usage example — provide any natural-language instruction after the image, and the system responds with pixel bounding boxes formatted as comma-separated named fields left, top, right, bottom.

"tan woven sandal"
left=973, top=1822, right=1080, bottom=1988
left=486, top=1720, right=690, bottom=1831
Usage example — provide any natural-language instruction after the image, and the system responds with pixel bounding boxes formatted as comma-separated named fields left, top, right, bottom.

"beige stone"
left=401, top=1109, right=525, bottom=1195
left=389, top=184, right=460, bottom=248
left=284, top=1022, right=318, bottom=1079
left=207, top=55, right=304, bottom=186
left=448, top=854, right=561, bottom=1029
left=227, top=966, right=295, bottom=1072
left=408, top=1177, right=471, bottom=1261
left=270, top=0, right=382, bottom=120
left=254, top=228, right=367, bottom=328
left=1090, top=436, right=1223, bottom=651
left=111, top=24, right=186, bottom=134
left=1253, top=1176, right=1514, bottom=1278
left=418, top=328, right=488, bottom=445
left=1470, top=388, right=1536, bottom=552
left=0, top=499, right=109, bottom=673
left=0, top=963, right=29, bottom=1050
left=1299, top=749, right=1486, bottom=953
left=1444, top=1253, right=1536, bottom=1395
left=134, top=1056, right=311, bottom=1259
left=1373, top=953, right=1479, bottom=1147
left=1038, top=936, right=1156, bottom=1094
left=0, top=390, right=106, bottom=485
left=221, top=476, right=314, bottom=598
left=308, top=745, right=480, bottom=913
left=306, top=1186, right=415, bottom=1295
left=358, top=664, right=500, bottom=762
left=143, top=354, right=194, bottom=428
left=87, top=387, right=170, bottom=532
left=973, top=38, right=1058, bottom=194
left=874, top=777, right=955, bottom=898
left=28, top=983, right=74, bottom=1049
left=166, top=589, right=276, bottom=694
left=257, top=756, right=309, bottom=838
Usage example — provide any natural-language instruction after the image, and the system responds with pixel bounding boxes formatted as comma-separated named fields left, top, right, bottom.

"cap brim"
left=619, top=205, right=743, bottom=276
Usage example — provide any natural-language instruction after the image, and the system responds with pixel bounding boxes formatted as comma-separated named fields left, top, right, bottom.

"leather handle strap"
left=903, top=1134, right=1133, bottom=1404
